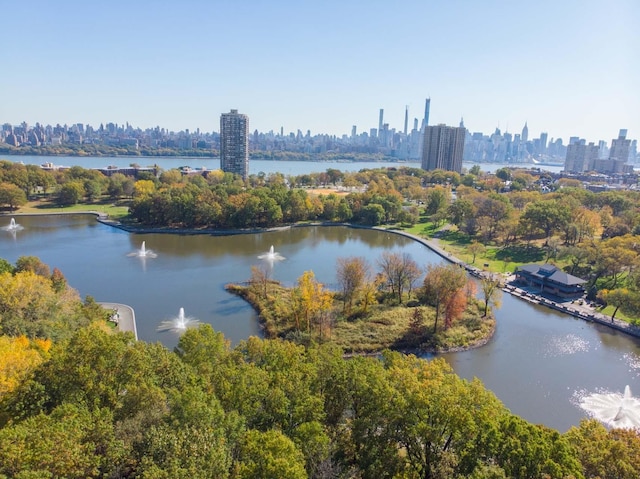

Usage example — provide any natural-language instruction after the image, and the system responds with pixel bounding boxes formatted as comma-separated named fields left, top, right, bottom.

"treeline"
left=1, top=143, right=399, bottom=162
left=2, top=160, right=640, bottom=316
left=1, top=256, right=639, bottom=478
left=0, top=143, right=216, bottom=158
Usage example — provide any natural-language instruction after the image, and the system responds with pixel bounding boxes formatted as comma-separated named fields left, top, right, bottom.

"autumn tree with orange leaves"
left=420, top=264, right=469, bottom=332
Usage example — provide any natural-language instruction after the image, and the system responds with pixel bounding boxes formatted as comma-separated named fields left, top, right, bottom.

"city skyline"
left=1, top=1, right=638, bottom=143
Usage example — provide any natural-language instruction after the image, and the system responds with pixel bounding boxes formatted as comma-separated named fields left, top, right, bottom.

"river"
left=1, top=214, right=639, bottom=432
left=2, top=154, right=565, bottom=175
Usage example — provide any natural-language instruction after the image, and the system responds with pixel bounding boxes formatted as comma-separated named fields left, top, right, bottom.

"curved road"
left=98, top=302, right=138, bottom=340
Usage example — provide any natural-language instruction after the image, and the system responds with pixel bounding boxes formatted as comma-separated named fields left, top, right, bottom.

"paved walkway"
left=98, top=302, right=138, bottom=340
left=378, top=227, right=640, bottom=339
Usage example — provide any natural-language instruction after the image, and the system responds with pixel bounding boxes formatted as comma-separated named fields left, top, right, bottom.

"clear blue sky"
left=2, top=0, right=638, bottom=144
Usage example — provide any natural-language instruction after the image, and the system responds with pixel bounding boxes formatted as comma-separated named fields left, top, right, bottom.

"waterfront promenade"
left=382, top=227, right=640, bottom=339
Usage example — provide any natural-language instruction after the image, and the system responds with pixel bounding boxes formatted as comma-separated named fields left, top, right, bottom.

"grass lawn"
left=13, top=198, right=130, bottom=221
left=403, top=219, right=552, bottom=274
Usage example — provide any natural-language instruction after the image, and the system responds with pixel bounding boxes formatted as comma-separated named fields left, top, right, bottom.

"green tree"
left=360, top=203, right=386, bottom=225
left=597, top=288, right=640, bottom=321
left=468, top=241, right=486, bottom=264
left=0, top=182, right=27, bottom=210
left=566, top=419, right=640, bottom=479
left=236, top=429, right=306, bottom=479
left=520, top=200, right=571, bottom=242
left=57, top=181, right=85, bottom=205
left=480, top=276, right=503, bottom=317
left=0, top=403, right=125, bottom=479
left=494, top=415, right=582, bottom=479
left=386, top=354, right=507, bottom=478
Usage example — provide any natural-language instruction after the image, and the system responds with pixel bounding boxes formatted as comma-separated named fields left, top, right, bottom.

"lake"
left=1, top=214, right=639, bottom=432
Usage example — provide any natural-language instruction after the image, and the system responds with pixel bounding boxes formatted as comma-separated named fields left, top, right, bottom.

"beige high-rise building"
left=220, top=109, right=249, bottom=180
left=421, top=124, right=465, bottom=173
left=564, top=140, right=599, bottom=173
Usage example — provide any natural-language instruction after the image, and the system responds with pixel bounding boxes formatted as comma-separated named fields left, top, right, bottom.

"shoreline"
left=5, top=211, right=640, bottom=340
left=225, top=282, right=496, bottom=356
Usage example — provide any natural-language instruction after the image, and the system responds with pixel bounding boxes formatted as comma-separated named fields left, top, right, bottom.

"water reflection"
left=2, top=215, right=640, bottom=432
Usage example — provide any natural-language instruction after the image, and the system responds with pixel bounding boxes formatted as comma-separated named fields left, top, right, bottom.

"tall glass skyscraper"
left=220, top=109, right=249, bottom=180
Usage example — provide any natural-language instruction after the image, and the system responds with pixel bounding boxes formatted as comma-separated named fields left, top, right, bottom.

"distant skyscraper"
left=220, top=109, right=249, bottom=180
left=422, top=98, right=431, bottom=128
left=421, top=124, right=465, bottom=173
left=521, top=122, right=529, bottom=142
left=404, top=106, right=409, bottom=135
left=378, top=109, right=384, bottom=137
left=540, top=132, right=548, bottom=154
left=609, top=129, right=631, bottom=162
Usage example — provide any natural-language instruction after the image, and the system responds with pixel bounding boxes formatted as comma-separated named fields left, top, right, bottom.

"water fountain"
left=128, top=241, right=157, bottom=258
left=2, top=217, right=24, bottom=232
left=257, top=245, right=285, bottom=261
left=580, top=385, right=640, bottom=429
left=157, top=307, right=200, bottom=333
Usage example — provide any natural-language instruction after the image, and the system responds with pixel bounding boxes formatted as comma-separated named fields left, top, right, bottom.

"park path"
left=98, top=302, right=138, bottom=340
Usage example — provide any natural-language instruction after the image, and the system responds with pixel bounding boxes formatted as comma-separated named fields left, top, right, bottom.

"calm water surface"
left=1, top=214, right=639, bottom=432
left=5, top=154, right=565, bottom=175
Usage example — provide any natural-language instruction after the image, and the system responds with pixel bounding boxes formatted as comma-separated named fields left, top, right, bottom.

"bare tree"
left=377, top=251, right=421, bottom=304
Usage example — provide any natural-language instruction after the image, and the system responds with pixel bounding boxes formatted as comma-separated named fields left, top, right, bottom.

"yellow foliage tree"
left=0, top=335, right=51, bottom=396
left=133, top=179, right=156, bottom=198
left=291, top=271, right=333, bottom=334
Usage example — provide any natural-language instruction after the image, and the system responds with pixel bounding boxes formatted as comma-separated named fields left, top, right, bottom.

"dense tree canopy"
left=0, top=256, right=639, bottom=477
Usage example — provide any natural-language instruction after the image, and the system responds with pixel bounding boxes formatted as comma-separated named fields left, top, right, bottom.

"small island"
left=226, top=256, right=497, bottom=354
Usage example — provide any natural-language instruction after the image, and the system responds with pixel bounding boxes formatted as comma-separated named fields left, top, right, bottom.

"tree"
left=566, top=419, right=640, bottom=479
left=57, top=181, right=85, bottom=205
left=385, top=354, right=507, bottom=479
left=15, top=255, right=50, bottom=277
left=448, top=197, right=475, bottom=227
left=0, top=182, right=27, bottom=210
left=494, top=415, right=582, bottom=479
left=360, top=203, right=385, bottom=225
left=421, top=263, right=468, bottom=332
left=520, top=200, right=571, bottom=242
left=0, top=335, right=51, bottom=396
left=480, top=276, right=503, bottom=317
left=336, top=257, right=370, bottom=315
left=0, top=403, right=126, bottom=478
left=425, top=186, right=449, bottom=216
left=236, top=429, right=306, bottom=479
left=83, top=179, right=103, bottom=202
left=291, top=271, right=333, bottom=333
left=377, top=251, right=421, bottom=304
left=134, top=179, right=156, bottom=198
left=468, top=241, right=486, bottom=264
left=597, top=288, right=640, bottom=321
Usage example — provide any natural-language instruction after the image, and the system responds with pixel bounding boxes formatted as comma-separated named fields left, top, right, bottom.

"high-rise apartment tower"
left=220, top=109, right=249, bottom=180
left=609, top=129, right=630, bottom=162
left=421, top=124, right=465, bottom=173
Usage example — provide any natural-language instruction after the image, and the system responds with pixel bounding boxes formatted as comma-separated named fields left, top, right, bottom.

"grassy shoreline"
left=225, top=281, right=495, bottom=355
